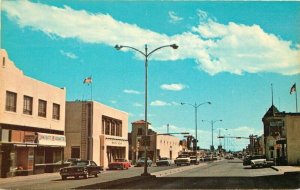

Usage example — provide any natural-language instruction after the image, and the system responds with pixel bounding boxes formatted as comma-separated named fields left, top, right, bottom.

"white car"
left=174, top=155, right=191, bottom=166
left=250, top=158, right=267, bottom=168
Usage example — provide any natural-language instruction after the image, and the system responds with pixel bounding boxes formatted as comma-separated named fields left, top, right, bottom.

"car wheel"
left=83, top=174, right=88, bottom=179
left=62, top=176, right=67, bottom=180
left=75, top=176, right=79, bottom=179
left=94, top=173, right=98, bottom=177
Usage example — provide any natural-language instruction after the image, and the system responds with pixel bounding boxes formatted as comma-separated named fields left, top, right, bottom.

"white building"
left=0, top=49, right=66, bottom=177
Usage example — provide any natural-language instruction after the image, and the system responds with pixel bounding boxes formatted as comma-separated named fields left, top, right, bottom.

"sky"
left=1, top=0, right=300, bottom=151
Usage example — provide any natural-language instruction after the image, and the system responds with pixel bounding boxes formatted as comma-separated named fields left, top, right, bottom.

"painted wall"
left=0, top=49, right=66, bottom=131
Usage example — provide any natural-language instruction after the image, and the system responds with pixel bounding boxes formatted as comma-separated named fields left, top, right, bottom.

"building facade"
left=262, top=104, right=300, bottom=165
left=64, top=101, right=128, bottom=168
left=129, top=120, right=182, bottom=164
left=0, top=49, right=66, bottom=177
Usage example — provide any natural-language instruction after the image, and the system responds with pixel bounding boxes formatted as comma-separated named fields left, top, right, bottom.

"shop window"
left=23, top=95, right=33, bottom=115
left=52, top=103, right=60, bottom=120
left=38, top=99, right=47, bottom=117
left=71, top=146, right=80, bottom=158
left=35, top=148, right=45, bottom=164
left=53, top=150, right=62, bottom=163
left=5, top=91, right=17, bottom=112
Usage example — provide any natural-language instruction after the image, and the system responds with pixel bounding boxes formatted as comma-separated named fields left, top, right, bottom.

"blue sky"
left=2, top=0, right=300, bottom=151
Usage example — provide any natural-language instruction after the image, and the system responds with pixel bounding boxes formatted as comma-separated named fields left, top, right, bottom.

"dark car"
left=59, top=160, right=102, bottom=180
left=156, top=157, right=172, bottom=166
left=243, top=155, right=265, bottom=166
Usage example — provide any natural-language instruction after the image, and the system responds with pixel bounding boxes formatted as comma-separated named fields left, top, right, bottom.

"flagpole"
left=91, top=81, right=93, bottom=101
left=90, top=75, right=93, bottom=101
left=296, top=84, right=298, bottom=112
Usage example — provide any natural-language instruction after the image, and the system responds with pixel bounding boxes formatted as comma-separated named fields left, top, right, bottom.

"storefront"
left=99, top=136, right=128, bottom=167
left=0, top=128, right=66, bottom=177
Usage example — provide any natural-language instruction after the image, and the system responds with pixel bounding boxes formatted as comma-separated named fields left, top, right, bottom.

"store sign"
left=37, top=133, right=66, bottom=146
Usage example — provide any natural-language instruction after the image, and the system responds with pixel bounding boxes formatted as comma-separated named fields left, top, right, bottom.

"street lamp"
left=181, top=102, right=211, bottom=152
left=202, top=120, right=222, bottom=151
left=115, top=44, right=178, bottom=176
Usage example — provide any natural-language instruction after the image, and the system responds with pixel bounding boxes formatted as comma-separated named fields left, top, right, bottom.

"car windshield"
left=71, top=160, right=89, bottom=166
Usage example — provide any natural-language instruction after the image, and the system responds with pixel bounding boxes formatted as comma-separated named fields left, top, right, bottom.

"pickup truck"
left=250, top=158, right=267, bottom=168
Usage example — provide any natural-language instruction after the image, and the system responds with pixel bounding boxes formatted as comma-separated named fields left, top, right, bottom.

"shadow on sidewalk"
left=76, top=173, right=300, bottom=189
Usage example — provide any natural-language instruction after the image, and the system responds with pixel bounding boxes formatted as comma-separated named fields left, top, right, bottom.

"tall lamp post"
left=202, top=120, right=222, bottom=151
left=181, top=102, right=211, bottom=153
left=115, top=44, right=178, bottom=176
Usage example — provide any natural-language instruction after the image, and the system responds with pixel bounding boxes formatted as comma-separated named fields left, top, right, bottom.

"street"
left=2, top=159, right=299, bottom=189
left=78, top=159, right=300, bottom=189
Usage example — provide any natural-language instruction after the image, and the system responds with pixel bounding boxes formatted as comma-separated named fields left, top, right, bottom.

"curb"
left=270, top=166, right=279, bottom=171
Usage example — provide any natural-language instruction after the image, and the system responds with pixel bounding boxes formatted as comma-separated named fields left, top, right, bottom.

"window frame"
left=23, top=95, right=33, bottom=115
left=52, top=103, right=60, bottom=120
left=38, top=99, right=47, bottom=117
left=5, top=91, right=17, bottom=112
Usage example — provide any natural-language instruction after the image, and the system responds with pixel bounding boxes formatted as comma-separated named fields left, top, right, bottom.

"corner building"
left=0, top=49, right=66, bottom=177
left=65, top=101, right=128, bottom=168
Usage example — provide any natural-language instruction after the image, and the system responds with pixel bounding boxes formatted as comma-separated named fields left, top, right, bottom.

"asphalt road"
left=1, top=160, right=299, bottom=189
left=0, top=164, right=179, bottom=190
left=78, top=159, right=300, bottom=189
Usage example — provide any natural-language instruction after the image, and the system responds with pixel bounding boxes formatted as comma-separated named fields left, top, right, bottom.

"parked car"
left=174, top=154, right=191, bottom=166
left=190, top=156, right=200, bottom=165
left=136, top=157, right=152, bottom=167
left=225, top=154, right=234, bottom=160
left=59, top=160, right=102, bottom=180
left=156, top=157, right=172, bottom=166
left=250, top=158, right=267, bottom=168
left=243, top=155, right=265, bottom=166
left=108, top=158, right=131, bottom=170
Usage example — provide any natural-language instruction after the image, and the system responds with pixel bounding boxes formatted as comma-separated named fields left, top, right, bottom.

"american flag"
left=290, top=83, right=296, bottom=94
left=83, top=76, right=92, bottom=84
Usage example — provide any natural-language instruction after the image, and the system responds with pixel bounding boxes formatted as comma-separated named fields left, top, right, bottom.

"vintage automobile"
left=174, top=154, right=191, bottom=166
left=156, top=157, right=172, bottom=166
left=59, top=160, right=102, bottom=180
left=250, top=158, right=267, bottom=168
left=190, top=156, right=200, bottom=165
left=108, top=158, right=131, bottom=170
left=136, top=157, right=152, bottom=167
left=243, top=155, right=265, bottom=166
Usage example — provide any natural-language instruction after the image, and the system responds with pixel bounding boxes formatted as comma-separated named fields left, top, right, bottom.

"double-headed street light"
left=115, top=44, right=178, bottom=176
left=181, top=102, right=211, bottom=152
left=202, top=120, right=222, bottom=151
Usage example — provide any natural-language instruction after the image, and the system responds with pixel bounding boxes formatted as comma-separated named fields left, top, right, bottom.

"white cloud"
left=160, top=83, right=186, bottom=91
left=133, top=102, right=143, bottom=107
left=60, top=50, right=78, bottom=59
left=110, top=100, right=117, bottom=104
left=168, top=11, right=183, bottom=24
left=123, top=89, right=143, bottom=94
left=149, top=100, right=180, bottom=106
left=3, top=1, right=300, bottom=75
left=150, top=100, right=171, bottom=106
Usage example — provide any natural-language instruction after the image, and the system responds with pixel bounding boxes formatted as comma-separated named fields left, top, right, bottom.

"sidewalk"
left=271, top=166, right=300, bottom=175
left=0, top=172, right=59, bottom=185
